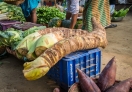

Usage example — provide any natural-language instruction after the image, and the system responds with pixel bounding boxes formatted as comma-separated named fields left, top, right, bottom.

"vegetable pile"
left=37, top=6, right=65, bottom=24
left=112, top=6, right=132, bottom=17
left=48, top=17, right=83, bottom=29
left=67, top=57, right=132, bottom=92
left=48, top=17, right=62, bottom=27
left=0, top=17, right=108, bottom=81
left=0, top=2, right=25, bottom=22
left=21, top=17, right=107, bottom=80
left=0, top=26, right=46, bottom=51
left=0, top=28, right=23, bottom=50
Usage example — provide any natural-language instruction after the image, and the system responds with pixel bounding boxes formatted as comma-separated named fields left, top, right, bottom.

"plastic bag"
left=118, top=0, right=127, bottom=4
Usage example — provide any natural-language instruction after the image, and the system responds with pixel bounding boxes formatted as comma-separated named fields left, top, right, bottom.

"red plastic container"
left=0, top=20, right=21, bottom=31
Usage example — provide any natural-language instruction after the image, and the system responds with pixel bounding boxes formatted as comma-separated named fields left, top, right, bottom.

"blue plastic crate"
left=47, top=48, right=101, bottom=90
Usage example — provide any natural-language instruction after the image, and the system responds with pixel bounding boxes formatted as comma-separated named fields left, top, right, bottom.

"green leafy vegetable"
left=48, top=17, right=62, bottom=27
left=23, top=26, right=46, bottom=38
left=0, top=2, right=25, bottom=22
left=0, top=28, right=24, bottom=50
left=0, top=26, right=46, bottom=50
left=37, top=6, right=66, bottom=24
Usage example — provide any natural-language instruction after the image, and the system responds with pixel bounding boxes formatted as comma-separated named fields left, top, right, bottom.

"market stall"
left=0, top=0, right=132, bottom=92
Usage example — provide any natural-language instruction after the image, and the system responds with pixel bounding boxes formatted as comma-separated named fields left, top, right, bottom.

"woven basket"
left=4, top=0, right=25, bottom=5
left=83, top=0, right=111, bottom=32
left=68, top=78, right=132, bottom=92
left=0, top=46, right=6, bottom=55
left=6, top=47, right=16, bottom=56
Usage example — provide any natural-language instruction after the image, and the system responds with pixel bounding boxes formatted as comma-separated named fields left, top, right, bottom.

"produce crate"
left=47, top=48, right=101, bottom=90
left=68, top=79, right=132, bottom=92
left=0, top=20, right=20, bottom=31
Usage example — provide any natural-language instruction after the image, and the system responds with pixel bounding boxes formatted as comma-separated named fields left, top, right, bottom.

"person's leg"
left=69, top=0, right=79, bottom=29
left=66, top=0, right=79, bottom=29
left=70, top=14, right=78, bottom=29
left=66, top=0, right=71, bottom=20
left=110, top=5, right=115, bottom=16
left=66, top=11, right=78, bottom=29
left=105, top=5, right=117, bottom=29
left=66, top=12, right=72, bottom=20
left=31, top=8, right=37, bottom=23
left=25, top=15, right=31, bottom=22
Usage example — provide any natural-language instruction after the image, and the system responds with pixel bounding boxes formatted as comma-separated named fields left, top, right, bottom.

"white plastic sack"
left=118, top=0, right=127, bottom=4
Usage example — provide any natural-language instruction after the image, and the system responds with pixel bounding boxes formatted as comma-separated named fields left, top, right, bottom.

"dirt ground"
left=0, top=12, right=132, bottom=92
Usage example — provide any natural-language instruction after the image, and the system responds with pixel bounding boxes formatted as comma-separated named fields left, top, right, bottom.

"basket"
left=79, top=6, right=84, bottom=13
left=0, top=46, right=6, bottom=55
left=0, top=46, right=8, bottom=59
left=68, top=78, right=132, bottom=92
left=83, top=0, right=111, bottom=32
left=111, top=16, right=125, bottom=22
left=6, top=47, right=16, bottom=56
left=4, top=0, right=25, bottom=5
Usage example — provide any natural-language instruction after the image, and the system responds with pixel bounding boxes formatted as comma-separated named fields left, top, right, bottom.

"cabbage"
left=0, top=29, right=24, bottom=50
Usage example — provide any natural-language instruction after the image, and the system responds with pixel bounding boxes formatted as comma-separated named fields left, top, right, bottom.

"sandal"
left=105, top=24, right=117, bottom=29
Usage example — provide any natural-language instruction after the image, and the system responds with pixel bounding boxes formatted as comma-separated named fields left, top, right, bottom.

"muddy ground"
left=0, top=12, right=132, bottom=92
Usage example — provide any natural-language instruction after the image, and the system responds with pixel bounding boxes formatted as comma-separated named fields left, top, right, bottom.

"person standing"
left=20, top=0, right=40, bottom=23
left=82, top=0, right=111, bottom=32
left=106, top=0, right=117, bottom=28
left=66, top=0, right=79, bottom=29
left=110, top=0, right=116, bottom=15
left=105, top=0, right=117, bottom=28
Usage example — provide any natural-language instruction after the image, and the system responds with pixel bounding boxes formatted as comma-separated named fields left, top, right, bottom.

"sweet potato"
left=106, top=78, right=132, bottom=92
left=97, top=57, right=116, bottom=92
left=77, top=68, right=101, bottom=92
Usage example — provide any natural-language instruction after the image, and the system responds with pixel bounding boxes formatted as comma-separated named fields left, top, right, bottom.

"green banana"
left=115, top=8, right=124, bottom=17
left=121, top=5, right=132, bottom=17
left=112, top=10, right=118, bottom=17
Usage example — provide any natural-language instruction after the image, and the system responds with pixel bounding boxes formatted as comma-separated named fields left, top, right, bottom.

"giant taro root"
left=34, top=28, right=89, bottom=57
left=16, top=27, right=88, bottom=56
left=106, top=78, right=132, bottom=92
left=77, top=68, right=101, bottom=92
left=97, top=57, right=117, bottom=92
left=22, top=17, right=108, bottom=81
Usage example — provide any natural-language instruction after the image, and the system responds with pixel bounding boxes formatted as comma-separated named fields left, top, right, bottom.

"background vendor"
left=66, top=0, right=79, bottom=29
left=20, top=0, right=40, bottom=23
